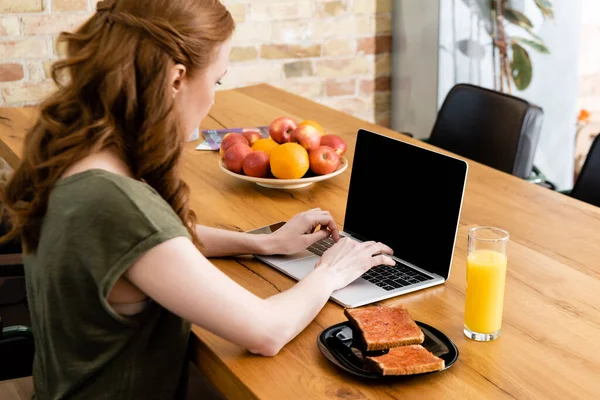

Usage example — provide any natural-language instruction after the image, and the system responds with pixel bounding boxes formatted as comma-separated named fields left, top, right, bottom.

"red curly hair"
left=1, top=0, right=235, bottom=252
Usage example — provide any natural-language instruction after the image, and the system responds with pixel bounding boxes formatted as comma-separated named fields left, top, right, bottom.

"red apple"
left=320, top=134, right=347, bottom=157
left=291, top=124, right=321, bottom=151
left=242, top=130, right=262, bottom=146
left=220, top=132, right=249, bottom=157
left=243, top=151, right=270, bottom=178
left=309, top=145, right=341, bottom=175
left=269, top=117, right=297, bottom=144
left=224, top=143, right=252, bottom=174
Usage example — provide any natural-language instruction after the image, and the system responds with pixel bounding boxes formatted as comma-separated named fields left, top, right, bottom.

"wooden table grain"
left=1, top=84, right=599, bottom=400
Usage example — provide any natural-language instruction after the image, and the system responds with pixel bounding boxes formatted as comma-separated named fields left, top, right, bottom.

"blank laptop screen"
left=343, top=129, right=468, bottom=280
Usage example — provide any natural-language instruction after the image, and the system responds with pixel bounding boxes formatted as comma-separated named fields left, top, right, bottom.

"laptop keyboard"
left=307, top=238, right=434, bottom=291
left=306, top=237, right=336, bottom=256
left=362, top=264, right=432, bottom=291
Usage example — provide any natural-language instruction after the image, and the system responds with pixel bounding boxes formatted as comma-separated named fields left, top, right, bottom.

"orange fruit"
left=298, top=120, right=324, bottom=136
left=270, top=143, right=310, bottom=179
left=251, top=137, right=279, bottom=155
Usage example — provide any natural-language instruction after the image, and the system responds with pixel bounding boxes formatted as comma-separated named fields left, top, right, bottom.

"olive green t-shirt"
left=24, top=169, right=192, bottom=400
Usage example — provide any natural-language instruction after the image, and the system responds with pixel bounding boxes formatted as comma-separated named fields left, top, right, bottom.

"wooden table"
left=1, top=84, right=599, bottom=400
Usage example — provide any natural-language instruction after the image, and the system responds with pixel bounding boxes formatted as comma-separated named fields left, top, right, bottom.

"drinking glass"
left=463, top=226, right=509, bottom=341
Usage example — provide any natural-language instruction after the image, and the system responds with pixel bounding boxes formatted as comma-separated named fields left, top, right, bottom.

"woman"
left=0, top=0, right=394, bottom=399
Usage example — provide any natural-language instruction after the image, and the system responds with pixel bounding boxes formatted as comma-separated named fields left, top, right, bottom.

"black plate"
left=317, top=321, right=459, bottom=379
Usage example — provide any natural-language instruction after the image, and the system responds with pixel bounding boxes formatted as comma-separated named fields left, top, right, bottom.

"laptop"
left=248, top=129, right=468, bottom=308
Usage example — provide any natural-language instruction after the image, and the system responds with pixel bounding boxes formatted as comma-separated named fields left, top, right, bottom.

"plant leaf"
left=502, top=5, right=545, bottom=42
left=508, top=23, right=544, bottom=43
left=511, top=43, right=532, bottom=90
left=457, top=39, right=487, bottom=60
left=503, top=8, right=533, bottom=29
left=534, top=0, right=555, bottom=20
left=512, top=36, right=550, bottom=54
left=523, top=28, right=543, bottom=43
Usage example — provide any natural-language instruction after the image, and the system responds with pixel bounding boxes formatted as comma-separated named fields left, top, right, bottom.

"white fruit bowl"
left=219, top=157, right=349, bottom=189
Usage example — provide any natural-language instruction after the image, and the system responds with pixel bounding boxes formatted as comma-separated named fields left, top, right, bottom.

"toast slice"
left=344, top=304, right=424, bottom=351
left=365, top=345, right=445, bottom=376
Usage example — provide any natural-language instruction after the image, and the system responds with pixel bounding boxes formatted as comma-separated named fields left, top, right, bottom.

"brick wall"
left=0, top=0, right=393, bottom=126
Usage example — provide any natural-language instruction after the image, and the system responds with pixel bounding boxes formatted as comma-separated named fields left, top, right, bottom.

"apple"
left=242, top=130, right=262, bottom=146
left=223, top=143, right=252, bottom=174
left=243, top=151, right=270, bottom=178
left=269, top=117, right=297, bottom=144
left=309, top=145, right=341, bottom=175
left=320, top=134, right=347, bottom=157
left=291, top=124, right=321, bottom=151
left=220, top=132, right=248, bottom=157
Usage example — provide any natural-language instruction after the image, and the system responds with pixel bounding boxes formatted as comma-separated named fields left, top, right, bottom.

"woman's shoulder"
left=50, top=169, right=182, bottom=229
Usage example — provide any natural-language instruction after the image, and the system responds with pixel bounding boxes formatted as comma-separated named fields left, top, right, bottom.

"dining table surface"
left=1, top=83, right=599, bottom=400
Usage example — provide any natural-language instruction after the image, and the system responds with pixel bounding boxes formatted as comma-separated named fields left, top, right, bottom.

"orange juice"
left=464, top=249, right=507, bottom=334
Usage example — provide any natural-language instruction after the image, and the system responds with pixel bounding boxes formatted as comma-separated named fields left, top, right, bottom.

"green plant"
left=492, top=0, right=555, bottom=92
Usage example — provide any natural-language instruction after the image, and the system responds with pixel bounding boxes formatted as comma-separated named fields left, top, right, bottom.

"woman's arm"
left=196, top=208, right=340, bottom=258
left=195, top=224, right=273, bottom=257
left=126, top=236, right=393, bottom=356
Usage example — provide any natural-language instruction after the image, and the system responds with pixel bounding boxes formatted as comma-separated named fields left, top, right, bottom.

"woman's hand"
left=267, top=208, right=340, bottom=255
left=316, top=237, right=395, bottom=291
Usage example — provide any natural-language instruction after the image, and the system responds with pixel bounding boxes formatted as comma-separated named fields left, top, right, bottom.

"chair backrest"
left=570, top=134, right=600, bottom=207
left=0, top=275, right=33, bottom=381
left=428, top=83, right=544, bottom=179
left=0, top=212, right=33, bottom=381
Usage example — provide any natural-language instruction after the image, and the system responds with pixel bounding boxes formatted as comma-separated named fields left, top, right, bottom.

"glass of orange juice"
left=464, top=226, right=509, bottom=341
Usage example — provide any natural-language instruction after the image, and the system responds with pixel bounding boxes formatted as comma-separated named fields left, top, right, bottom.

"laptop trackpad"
left=257, top=252, right=318, bottom=280
left=257, top=249, right=315, bottom=265
left=279, top=255, right=319, bottom=280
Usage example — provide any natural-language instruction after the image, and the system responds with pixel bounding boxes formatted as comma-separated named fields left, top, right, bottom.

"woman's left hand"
left=267, top=208, right=340, bottom=255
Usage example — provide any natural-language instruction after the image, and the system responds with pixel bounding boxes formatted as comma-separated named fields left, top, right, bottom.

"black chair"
left=425, top=83, right=552, bottom=187
left=567, top=134, right=600, bottom=207
left=0, top=226, right=34, bottom=381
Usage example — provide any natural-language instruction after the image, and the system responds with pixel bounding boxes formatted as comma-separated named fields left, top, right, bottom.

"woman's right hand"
left=316, top=237, right=395, bottom=291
